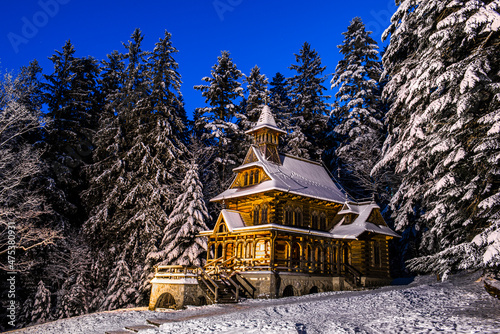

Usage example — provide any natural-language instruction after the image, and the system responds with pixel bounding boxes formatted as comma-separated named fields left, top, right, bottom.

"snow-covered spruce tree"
left=147, top=161, right=209, bottom=268
left=30, top=281, right=51, bottom=324
left=287, top=42, right=330, bottom=161
left=42, top=40, right=100, bottom=229
left=147, top=30, right=189, bottom=148
left=52, top=236, right=92, bottom=319
left=328, top=17, right=385, bottom=198
left=240, top=65, right=269, bottom=131
left=100, top=259, right=136, bottom=311
left=269, top=72, right=293, bottom=132
left=374, top=0, right=500, bottom=276
left=83, top=29, right=188, bottom=310
left=56, top=272, right=91, bottom=319
left=194, top=51, right=244, bottom=191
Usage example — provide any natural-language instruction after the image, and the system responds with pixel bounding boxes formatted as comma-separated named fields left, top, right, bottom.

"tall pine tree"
left=375, top=0, right=500, bottom=276
left=147, top=161, right=209, bottom=267
left=83, top=29, right=188, bottom=309
left=240, top=65, right=269, bottom=131
left=43, top=40, right=100, bottom=229
left=194, top=51, right=244, bottom=192
left=287, top=42, right=330, bottom=161
left=269, top=72, right=292, bottom=132
left=328, top=17, right=384, bottom=198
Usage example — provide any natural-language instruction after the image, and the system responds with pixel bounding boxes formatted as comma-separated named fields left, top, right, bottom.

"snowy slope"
left=11, top=272, right=500, bottom=334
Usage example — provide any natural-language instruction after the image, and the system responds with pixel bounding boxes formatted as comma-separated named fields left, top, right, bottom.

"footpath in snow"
left=10, top=271, right=500, bottom=334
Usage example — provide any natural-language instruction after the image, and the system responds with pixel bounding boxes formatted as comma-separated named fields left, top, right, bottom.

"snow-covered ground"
left=11, top=271, right=500, bottom=334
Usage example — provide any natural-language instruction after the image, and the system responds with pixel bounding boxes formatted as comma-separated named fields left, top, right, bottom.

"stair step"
left=218, top=299, right=238, bottom=303
left=125, top=324, right=158, bottom=332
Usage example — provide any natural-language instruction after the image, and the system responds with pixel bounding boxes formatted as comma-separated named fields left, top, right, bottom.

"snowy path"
left=11, top=272, right=500, bottom=334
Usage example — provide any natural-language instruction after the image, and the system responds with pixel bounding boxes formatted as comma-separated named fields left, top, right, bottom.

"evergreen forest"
left=1, top=0, right=499, bottom=329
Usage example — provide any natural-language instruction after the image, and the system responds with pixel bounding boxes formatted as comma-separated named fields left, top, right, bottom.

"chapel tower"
left=245, top=105, right=286, bottom=164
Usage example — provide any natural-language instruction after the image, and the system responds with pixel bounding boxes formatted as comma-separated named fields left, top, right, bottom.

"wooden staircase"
left=196, top=258, right=254, bottom=304
left=342, top=263, right=362, bottom=289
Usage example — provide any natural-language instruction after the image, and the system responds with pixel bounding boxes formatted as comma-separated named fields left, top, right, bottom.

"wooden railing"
left=231, top=272, right=256, bottom=299
left=197, top=259, right=240, bottom=303
left=342, top=263, right=362, bottom=287
left=219, top=269, right=239, bottom=302
left=196, top=266, right=219, bottom=303
left=205, top=256, right=237, bottom=275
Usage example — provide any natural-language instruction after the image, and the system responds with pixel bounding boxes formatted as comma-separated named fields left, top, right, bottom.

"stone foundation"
left=149, top=266, right=210, bottom=310
left=236, top=271, right=348, bottom=298
left=149, top=267, right=392, bottom=310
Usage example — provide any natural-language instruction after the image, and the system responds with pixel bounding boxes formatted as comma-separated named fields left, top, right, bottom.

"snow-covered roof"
left=200, top=221, right=356, bottom=240
left=330, top=202, right=400, bottom=238
left=200, top=203, right=398, bottom=239
left=244, top=105, right=287, bottom=135
left=219, top=209, right=246, bottom=232
left=211, top=146, right=346, bottom=203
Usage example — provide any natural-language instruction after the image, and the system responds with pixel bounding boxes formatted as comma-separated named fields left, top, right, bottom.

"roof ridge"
left=281, top=153, right=323, bottom=166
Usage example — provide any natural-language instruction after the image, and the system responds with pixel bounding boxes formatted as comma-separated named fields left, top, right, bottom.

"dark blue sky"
left=1, top=0, right=396, bottom=118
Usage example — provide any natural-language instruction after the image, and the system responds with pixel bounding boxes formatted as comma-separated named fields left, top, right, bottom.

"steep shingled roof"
left=330, top=202, right=400, bottom=238
left=211, top=146, right=346, bottom=203
left=244, top=105, right=287, bottom=135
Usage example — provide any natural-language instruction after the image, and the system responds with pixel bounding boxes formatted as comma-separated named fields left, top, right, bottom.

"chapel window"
left=246, top=242, right=253, bottom=258
left=253, top=205, right=260, bottom=225
left=294, top=207, right=303, bottom=227
left=284, top=206, right=293, bottom=225
left=320, top=213, right=327, bottom=230
left=218, top=223, right=227, bottom=233
left=311, top=211, right=318, bottom=230
left=261, top=204, right=268, bottom=224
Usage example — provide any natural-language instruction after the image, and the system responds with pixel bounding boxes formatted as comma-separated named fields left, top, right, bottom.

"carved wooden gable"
left=366, top=209, right=386, bottom=226
left=243, top=148, right=258, bottom=165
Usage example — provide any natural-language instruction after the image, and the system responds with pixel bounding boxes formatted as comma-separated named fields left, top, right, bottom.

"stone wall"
left=149, top=279, right=209, bottom=310
left=149, top=272, right=392, bottom=310
left=237, top=271, right=347, bottom=298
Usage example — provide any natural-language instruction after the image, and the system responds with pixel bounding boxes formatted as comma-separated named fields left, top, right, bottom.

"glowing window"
left=253, top=205, right=260, bottom=225
left=320, top=213, right=327, bottom=230
left=261, top=204, right=268, bottom=224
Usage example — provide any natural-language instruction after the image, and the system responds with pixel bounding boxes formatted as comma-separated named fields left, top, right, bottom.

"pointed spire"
left=245, top=105, right=286, bottom=165
left=256, top=105, right=278, bottom=128
left=245, top=105, right=286, bottom=135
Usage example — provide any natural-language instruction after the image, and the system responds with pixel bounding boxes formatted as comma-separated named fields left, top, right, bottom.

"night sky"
left=1, top=0, right=397, bottom=117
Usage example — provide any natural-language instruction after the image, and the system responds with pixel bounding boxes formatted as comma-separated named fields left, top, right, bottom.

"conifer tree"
left=328, top=17, right=384, bottom=198
left=83, top=29, right=188, bottom=309
left=42, top=40, right=100, bottom=229
left=147, top=162, right=209, bottom=267
left=31, top=281, right=51, bottom=324
left=269, top=72, right=292, bottom=132
left=240, top=65, right=269, bottom=131
left=287, top=42, right=330, bottom=161
left=374, top=0, right=500, bottom=276
left=56, top=272, right=91, bottom=318
left=100, top=259, right=136, bottom=311
left=194, top=51, right=244, bottom=190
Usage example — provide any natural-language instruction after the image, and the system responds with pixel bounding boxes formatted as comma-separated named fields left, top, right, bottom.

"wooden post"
left=270, top=231, right=277, bottom=269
